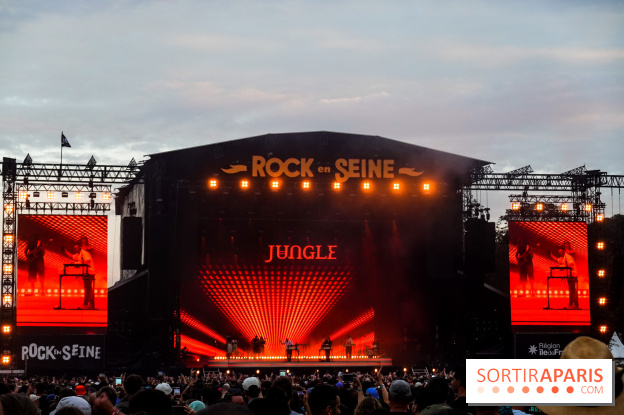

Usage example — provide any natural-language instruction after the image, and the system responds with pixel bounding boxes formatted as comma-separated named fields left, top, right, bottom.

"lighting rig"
left=464, top=164, right=624, bottom=338
left=1, top=155, right=140, bottom=368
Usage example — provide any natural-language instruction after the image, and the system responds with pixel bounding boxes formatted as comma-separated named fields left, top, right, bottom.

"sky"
left=1, top=0, right=624, bottom=220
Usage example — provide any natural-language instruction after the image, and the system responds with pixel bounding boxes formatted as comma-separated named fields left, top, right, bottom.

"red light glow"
left=197, top=263, right=352, bottom=355
left=180, top=310, right=226, bottom=344
left=329, top=308, right=374, bottom=340
left=181, top=334, right=225, bottom=357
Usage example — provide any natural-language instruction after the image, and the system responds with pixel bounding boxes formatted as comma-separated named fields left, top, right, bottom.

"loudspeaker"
left=465, top=219, right=496, bottom=274
left=122, top=217, right=143, bottom=269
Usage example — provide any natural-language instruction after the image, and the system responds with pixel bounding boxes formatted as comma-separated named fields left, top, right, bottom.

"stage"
left=203, top=356, right=393, bottom=369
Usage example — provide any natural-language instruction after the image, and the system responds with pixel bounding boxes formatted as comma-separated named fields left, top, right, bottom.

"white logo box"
left=466, top=359, right=614, bottom=406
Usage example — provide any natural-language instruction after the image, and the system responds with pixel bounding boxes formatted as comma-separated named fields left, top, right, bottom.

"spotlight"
left=256, top=370, right=260, bottom=374
left=19, top=191, right=28, bottom=199
left=1, top=354, right=10, bottom=365
left=1, top=325, right=10, bottom=334
left=598, top=270, right=605, bottom=277
left=596, top=214, right=604, bottom=222
left=599, top=325, right=607, bottom=334
left=392, top=182, right=400, bottom=191
left=535, top=203, right=544, bottom=211
left=560, top=203, right=568, bottom=211
left=208, top=179, right=218, bottom=189
left=362, top=182, right=371, bottom=190
left=196, top=370, right=200, bottom=375
left=301, top=180, right=311, bottom=190
left=597, top=242, right=605, bottom=250
left=511, top=202, right=520, bottom=210
left=2, top=264, right=12, bottom=274
left=3, top=235, right=13, bottom=244
left=270, top=180, right=280, bottom=190
left=102, top=193, right=111, bottom=201
left=240, top=180, right=249, bottom=189
left=332, top=182, right=341, bottom=190
left=46, top=191, right=54, bottom=199
left=584, top=204, right=592, bottom=212
left=4, top=204, right=13, bottom=214
left=2, top=295, right=11, bottom=304
left=598, top=297, right=606, bottom=305
left=75, top=191, right=83, bottom=200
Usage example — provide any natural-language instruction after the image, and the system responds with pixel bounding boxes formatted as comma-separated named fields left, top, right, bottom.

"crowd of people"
left=0, top=336, right=621, bottom=415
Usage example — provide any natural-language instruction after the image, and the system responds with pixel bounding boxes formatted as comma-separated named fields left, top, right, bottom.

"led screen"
left=17, top=215, right=108, bottom=327
left=508, top=221, right=590, bottom=330
left=180, top=217, right=438, bottom=361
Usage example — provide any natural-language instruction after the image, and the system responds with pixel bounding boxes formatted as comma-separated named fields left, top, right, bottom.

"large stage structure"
left=1, top=132, right=622, bottom=374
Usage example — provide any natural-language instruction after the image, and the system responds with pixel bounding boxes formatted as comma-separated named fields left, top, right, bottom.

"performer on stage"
left=61, top=241, right=96, bottom=309
left=345, top=335, right=354, bottom=359
left=515, top=239, right=534, bottom=296
left=251, top=335, right=260, bottom=357
left=372, top=339, right=379, bottom=356
left=25, top=234, right=46, bottom=296
left=549, top=243, right=579, bottom=309
left=281, top=338, right=294, bottom=362
left=259, top=336, right=266, bottom=355
left=322, top=337, right=332, bottom=362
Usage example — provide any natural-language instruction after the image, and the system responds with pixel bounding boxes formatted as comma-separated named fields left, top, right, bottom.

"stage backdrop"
left=508, top=221, right=590, bottom=330
left=17, top=215, right=108, bottom=327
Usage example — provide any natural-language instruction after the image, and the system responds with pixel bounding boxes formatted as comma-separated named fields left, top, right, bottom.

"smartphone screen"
left=115, top=377, right=122, bottom=386
left=174, top=387, right=181, bottom=396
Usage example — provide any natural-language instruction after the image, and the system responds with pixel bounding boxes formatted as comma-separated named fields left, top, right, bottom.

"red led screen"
left=508, top=221, right=590, bottom=330
left=17, top=215, right=108, bottom=327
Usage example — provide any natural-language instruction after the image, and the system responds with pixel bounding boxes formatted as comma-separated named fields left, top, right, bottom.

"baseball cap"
left=365, top=387, right=379, bottom=399
left=50, top=396, right=92, bottom=415
left=242, top=377, right=261, bottom=390
left=155, top=383, right=173, bottom=395
left=389, top=379, right=412, bottom=400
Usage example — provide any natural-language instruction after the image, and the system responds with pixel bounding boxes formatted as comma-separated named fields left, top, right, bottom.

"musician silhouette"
left=281, top=338, right=294, bottom=362
left=25, top=234, right=46, bottom=296
left=516, top=239, right=534, bottom=296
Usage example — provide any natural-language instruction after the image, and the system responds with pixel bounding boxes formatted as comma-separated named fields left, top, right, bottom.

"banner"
left=18, top=335, right=105, bottom=371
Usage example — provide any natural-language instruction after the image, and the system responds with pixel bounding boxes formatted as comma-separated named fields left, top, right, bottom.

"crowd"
left=0, top=337, right=621, bottom=415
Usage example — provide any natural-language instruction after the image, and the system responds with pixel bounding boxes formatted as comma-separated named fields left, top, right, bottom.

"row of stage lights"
left=511, top=202, right=604, bottom=221
left=16, top=191, right=111, bottom=201
left=207, top=179, right=434, bottom=193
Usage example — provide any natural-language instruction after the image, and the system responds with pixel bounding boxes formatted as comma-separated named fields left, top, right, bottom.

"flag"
left=61, top=132, right=71, bottom=148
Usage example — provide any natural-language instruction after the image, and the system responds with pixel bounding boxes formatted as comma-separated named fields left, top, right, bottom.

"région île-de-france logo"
left=529, top=345, right=538, bottom=355
left=221, top=156, right=423, bottom=183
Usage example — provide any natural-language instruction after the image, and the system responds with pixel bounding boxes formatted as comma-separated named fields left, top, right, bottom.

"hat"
left=29, top=394, right=40, bottom=401
left=335, top=382, right=343, bottom=388
left=242, top=377, right=261, bottom=390
left=50, top=396, right=92, bottom=415
left=389, top=379, right=412, bottom=401
left=46, top=394, right=57, bottom=402
left=365, top=387, right=379, bottom=399
left=75, top=385, right=87, bottom=396
left=189, top=400, right=206, bottom=411
left=155, top=383, right=173, bottom=395
left=539, top=336, right=624, bottom=415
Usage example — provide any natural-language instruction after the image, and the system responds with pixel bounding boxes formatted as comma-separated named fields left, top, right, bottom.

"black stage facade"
left=110, top=131, right=491, bottom=372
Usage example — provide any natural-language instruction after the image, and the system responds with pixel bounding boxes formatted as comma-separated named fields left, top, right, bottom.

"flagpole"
left=60, top=131, right=63, bottom=180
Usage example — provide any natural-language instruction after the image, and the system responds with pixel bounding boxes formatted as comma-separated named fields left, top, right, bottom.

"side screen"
left=17, top=215, right=108, bottom=327
left=508, top=221, right=590, bottom=330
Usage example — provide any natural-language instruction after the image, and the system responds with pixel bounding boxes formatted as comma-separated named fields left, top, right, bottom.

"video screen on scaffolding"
left=179, top=218, right=414, bottom=360
left=508, top=221, right=590, bottom=330
left=17, top=215, right=108, bottom=327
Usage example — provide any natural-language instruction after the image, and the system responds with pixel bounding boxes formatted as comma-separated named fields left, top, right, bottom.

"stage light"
left=2, top=295, right=11, bottom=304
left=560, top=203, right=568, bottom=211
left=208, top=179, right=218, bottom=189
left=286, top=369, right=290, bottom=374
left=598, top=269, right=605, bottom=277
left=2, top=264, right=11, bottom=274
left=1, top=354, right=10, bottom=365
left=584, top=204, right=592, bottom=212
left=32, top=191, right=39, bottom=197
left=75, top=191, right=83, bottom=200
left=423, top=183, right=430, bottom=191
left=61, top=191, right=68, bottom=198
left=432, top=368, right=436, bottom=373
left=535, top=203, right=544, bottom=211
left=596, top=214, right=604, bottom=222
left=1, top=325, right=10, bottom=334
left=240, top=180, right=249, bottom=189
left=598, top=297, right=606, bottom=306
left=511, top=202, right=520, bottom=210
left=403, top=368, right=407, bottom=372
left=597, top=242, right=605, bottom=250
left=362, top=181, right=371, bottom=190
left=4, top=204, right=13, bottom=214
left=226, top=370, right=230, bottom=374
left=333, top=182, right=341, bottom=190
left=19, top=191, right=28, bottom=199
left=392, top=182, right=400, bottom=191
left=196, top=370, right=200, bottom=375
left=302, top=180, right=311, bottom=190
left=46, top=191, right=54, bottom=199
left=270, top=180, right=280, bottom=189
left=256, top=370, right=260, bottom=374
left=102, top=192, right=111, bottom=201
left=599, top=325, right=607, bottom=334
